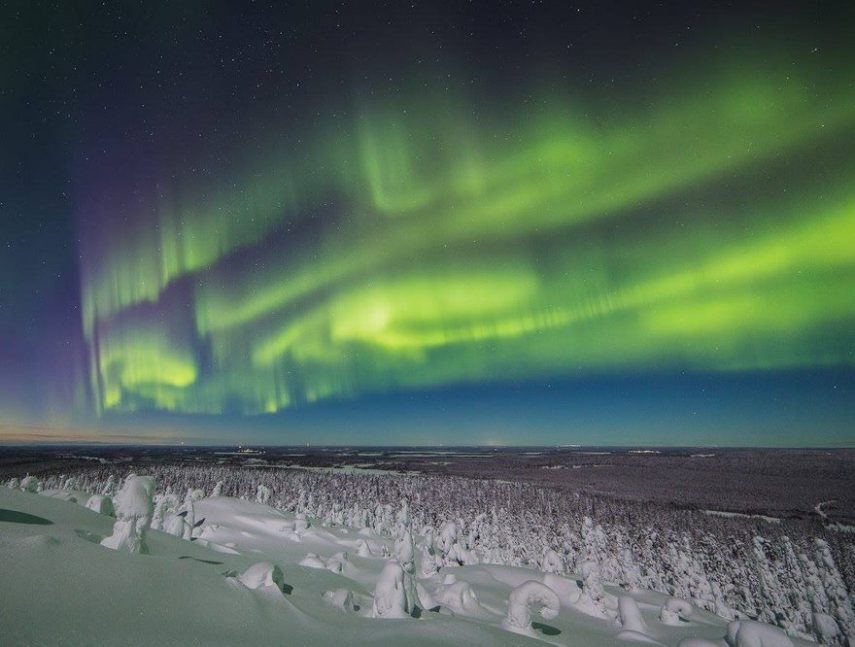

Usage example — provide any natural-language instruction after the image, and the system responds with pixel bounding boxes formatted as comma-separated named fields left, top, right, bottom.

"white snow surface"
left=0, top=486, right=819, bottom=646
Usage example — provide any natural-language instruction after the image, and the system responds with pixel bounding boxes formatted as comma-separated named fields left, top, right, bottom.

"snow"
left=702, top=510, right=781, bottom=524
left=0, top=484, right=823, bottom=646
left=502, top=580, right=561, bottom=636
left=814, top=500, right=835, bottom=520
left=429, top=576, right=488, bottom=618
left=20, top=475, right=40, bottom=492
left=113, top=474, right=155, bottom=518
left=726, top=620, right=794, bottom=646
left=542, top=573, right=582, bottom=607
left=299, top=552, right=330, bottom=569
left=85, top=494, right=115, bottom=516
left=237, top=561, right=286, bottom=590
left=619, top=595, right=650, bottom=634
left=100, top=474, right=155, bottom=553
left=542, top=549, right=565, bottom=574
left=826, top=523, right=855, bottom=533
left=281, top=464, right=413, bottom=476
left=324, top=587, right=357, bottom=612
left=812, top=613, right=842, bottom=643
left=661, top=598, right=694, bottom=625
left=371, top=561, right=411, bottom=618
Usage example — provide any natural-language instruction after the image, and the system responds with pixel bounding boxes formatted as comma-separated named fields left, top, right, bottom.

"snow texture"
left=501, top=580, right=561, bottom=637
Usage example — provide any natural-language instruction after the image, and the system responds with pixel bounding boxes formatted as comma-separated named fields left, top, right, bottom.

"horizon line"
left=1, top=440, right=853, bottom=449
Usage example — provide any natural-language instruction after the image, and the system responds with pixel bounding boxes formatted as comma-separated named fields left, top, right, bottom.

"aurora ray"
left=76, top=51, right=855, bottom=417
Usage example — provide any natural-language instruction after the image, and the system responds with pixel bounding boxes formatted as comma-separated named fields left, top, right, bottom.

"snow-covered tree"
left=100, top=474, right=155, bottom=554
left=617, top=595, right=650, bottom=636
left=372, top=561, right=411, bottom=619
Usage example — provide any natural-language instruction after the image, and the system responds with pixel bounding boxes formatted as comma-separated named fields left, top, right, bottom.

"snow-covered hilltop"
left=2, top=468, right=853, bottom=646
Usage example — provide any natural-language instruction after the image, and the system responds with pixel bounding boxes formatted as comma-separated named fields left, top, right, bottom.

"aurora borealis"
left=1, top=1, right=853, bottom=444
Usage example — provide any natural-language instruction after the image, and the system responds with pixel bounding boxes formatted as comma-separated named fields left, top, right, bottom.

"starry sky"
left=1, top=1, right=853, bottom=445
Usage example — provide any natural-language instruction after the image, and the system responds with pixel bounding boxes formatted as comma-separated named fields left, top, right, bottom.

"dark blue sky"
left=75, top=369, right=851, bottom=447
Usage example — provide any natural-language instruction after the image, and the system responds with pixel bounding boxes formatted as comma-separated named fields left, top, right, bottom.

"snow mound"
left=323, top=588, right=357, bottom=613
left=431, top=578, right=488, bottom=618
left=542, top=573, right=581, bottom=606
left=299, top=552, right=328, bottom=569
left=238, top=561, right=286, bottom=591
left=616, top=630, right=665, bottom=644
left=85, top=494, right=115, bottom=516
left=661, top=597, right=694, bottom=625
left=501, top=580, right=560, bottom=637
left=726, top=620, right=794, bottom=647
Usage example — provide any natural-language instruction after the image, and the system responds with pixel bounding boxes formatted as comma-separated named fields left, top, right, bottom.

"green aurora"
left=79, top=54, right=855, bottom=418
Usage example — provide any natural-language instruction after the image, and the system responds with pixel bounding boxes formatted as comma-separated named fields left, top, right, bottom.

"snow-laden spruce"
left=100, top=474, right=155, bottom=554
left=618, top=595, right=649, bottom=635
left=20, top=475, right=40, bottom=493
left=542, top=548, right=564, bottom=574
left=371, top=561, right=411, bottom=618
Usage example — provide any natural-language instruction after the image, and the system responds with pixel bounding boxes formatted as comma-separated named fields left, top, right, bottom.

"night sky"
left=1, top=1, right=853, bottom=445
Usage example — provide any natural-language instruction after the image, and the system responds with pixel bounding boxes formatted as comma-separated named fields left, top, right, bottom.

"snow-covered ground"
left=0, top=483, right=825, bottom=646
left=701, top=510, right=782, bottom=524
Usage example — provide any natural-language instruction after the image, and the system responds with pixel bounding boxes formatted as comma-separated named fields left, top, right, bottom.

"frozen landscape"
left=2, top=1, right=853, bottom=645
left=2, top=448, right=853, bottom=646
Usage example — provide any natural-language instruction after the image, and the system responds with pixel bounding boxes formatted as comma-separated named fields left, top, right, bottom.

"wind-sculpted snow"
left=502, top=580, right=561, bottom=636
left=85, top=494, right=114, bottom=516
left=6, top=465, right=855, bottom=645
left=726, top=620, right=795, bottom=647
left=237, top=561, right=286, bottom=590
left=661, top=598, right=695, bottom=625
